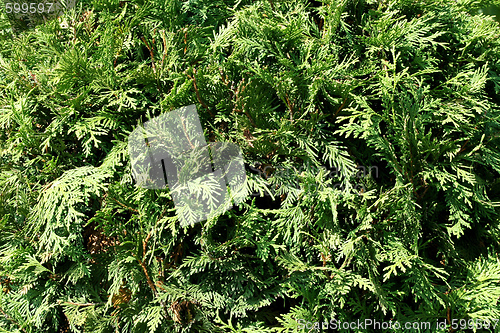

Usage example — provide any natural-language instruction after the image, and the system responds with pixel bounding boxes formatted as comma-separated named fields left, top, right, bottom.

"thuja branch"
left=0, top=305, right=27, bottom=333
left=138, top=207, right=169, bottom=317
left=220, top=73, right=256, bottom=126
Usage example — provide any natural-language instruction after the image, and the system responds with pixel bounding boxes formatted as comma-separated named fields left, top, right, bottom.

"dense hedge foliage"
left=1, top=0, right=500, bottom=332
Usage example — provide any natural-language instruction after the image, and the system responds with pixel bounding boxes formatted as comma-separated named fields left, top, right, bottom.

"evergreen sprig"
left=0, top=0, right=500, bottom=332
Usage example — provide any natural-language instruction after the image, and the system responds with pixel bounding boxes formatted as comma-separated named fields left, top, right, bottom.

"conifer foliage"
left=1, top=0, right=500, bottom=332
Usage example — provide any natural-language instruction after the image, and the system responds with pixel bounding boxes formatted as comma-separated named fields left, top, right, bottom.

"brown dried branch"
left=108, top=196, right=138, bottom=213
left=180, top=116, right=195, bottom=150
left=138, top=258, right=157, bottom=296
left=140, top=36, right=156, bottom=74
left=333, top=97, right=348, bottom=119
left=268, top=0, right=275, bottom=11
left=160, top=30, right=168, bottom=69
left=187, top=68, right=214, bottom=117
left=58, top=301, right=103, bottom=307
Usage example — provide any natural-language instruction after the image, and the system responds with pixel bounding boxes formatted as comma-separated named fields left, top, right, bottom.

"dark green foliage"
left=1, top=0, right=500, bottom=332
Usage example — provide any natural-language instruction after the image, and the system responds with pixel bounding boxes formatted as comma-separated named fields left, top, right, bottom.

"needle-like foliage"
left=1, top=0, right=500, bottom=332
